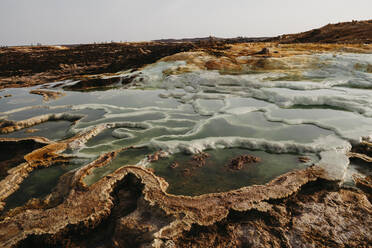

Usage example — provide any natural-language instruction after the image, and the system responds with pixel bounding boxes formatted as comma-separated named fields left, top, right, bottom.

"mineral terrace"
left=0, top=21, right=372, bottom=248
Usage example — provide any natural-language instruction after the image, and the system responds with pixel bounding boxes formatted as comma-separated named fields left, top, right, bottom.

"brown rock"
left=147, top=150, right=168, bottom=163
left=169, top=162, right=179, bottom=169
left=255, top=47, right=270, bottom=55
left=228, top=154, right=261, bottom=170
left=182, top=168, right=191, bottom=177
left=24, top=129, right=39, bottom=133
left=29, top=89, right=65, bottom=101
left=298, top=156, right=311, bottom=163
left=353, top=175, right=372, bottom=198
left=191, top=152, right=210, bottom=167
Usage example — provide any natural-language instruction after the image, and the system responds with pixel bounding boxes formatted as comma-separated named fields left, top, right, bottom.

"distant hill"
left=154, top=20, right=372, bottom=44
left=269, top=20, right=372, bottom=44
left=153, top=36, right=270, bottom=44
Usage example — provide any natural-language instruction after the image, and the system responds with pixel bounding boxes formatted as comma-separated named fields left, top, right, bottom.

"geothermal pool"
left=1, top=52, right=372, bottom=207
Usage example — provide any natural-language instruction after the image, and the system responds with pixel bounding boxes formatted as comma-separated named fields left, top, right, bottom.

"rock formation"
left=29, top=89, right=65, bottom=101
left=0, top=151, right=371, bottom=247
left=228, top=154, right=261, bottom=170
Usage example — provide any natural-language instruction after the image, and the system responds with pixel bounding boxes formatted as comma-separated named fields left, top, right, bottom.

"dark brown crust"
left=269, top=19, right=372, bottom=44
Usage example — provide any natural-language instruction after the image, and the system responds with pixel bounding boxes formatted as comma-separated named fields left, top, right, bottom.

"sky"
left=1, top=0, right=371, bottom=46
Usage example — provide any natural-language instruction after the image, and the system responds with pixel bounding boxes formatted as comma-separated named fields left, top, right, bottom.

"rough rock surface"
left=191, top=152, right=210, bottom=167
left=228, top=154, right=261, bottom=170
left=29, top=89, right=65, bottom=101
left=0, top=138, right=48, bottom=180
left=354, top=175, right=372, bottom=200
left=349, top=139, right=372, bottom=162
left=0, top=153, right=370, bottom=248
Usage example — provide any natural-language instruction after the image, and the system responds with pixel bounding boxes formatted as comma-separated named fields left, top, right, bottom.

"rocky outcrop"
left=298, top=156, right=311, bottom=163
left=0, top=150, right=371, bottom=248
left=173, top=186, right=371, bottom=248
left=63, top=74, right=138, bottom=92
left=29, top=89, right=65, bottom=101
left=354, top=175, right=372, bottom=200
left=228, top=154, right=261, bottom=170
left=147, top=150, right=168, bottom=163
left=349, top=139, right=372, bottom=163
left=191, top=152, right=210, bottom=167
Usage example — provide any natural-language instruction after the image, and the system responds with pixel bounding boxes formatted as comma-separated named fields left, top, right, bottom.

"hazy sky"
left=1, top=0, right=371, bottom=46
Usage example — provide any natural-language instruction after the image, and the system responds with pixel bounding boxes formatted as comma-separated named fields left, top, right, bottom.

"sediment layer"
left=1, top=41, right=371, bottom=90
